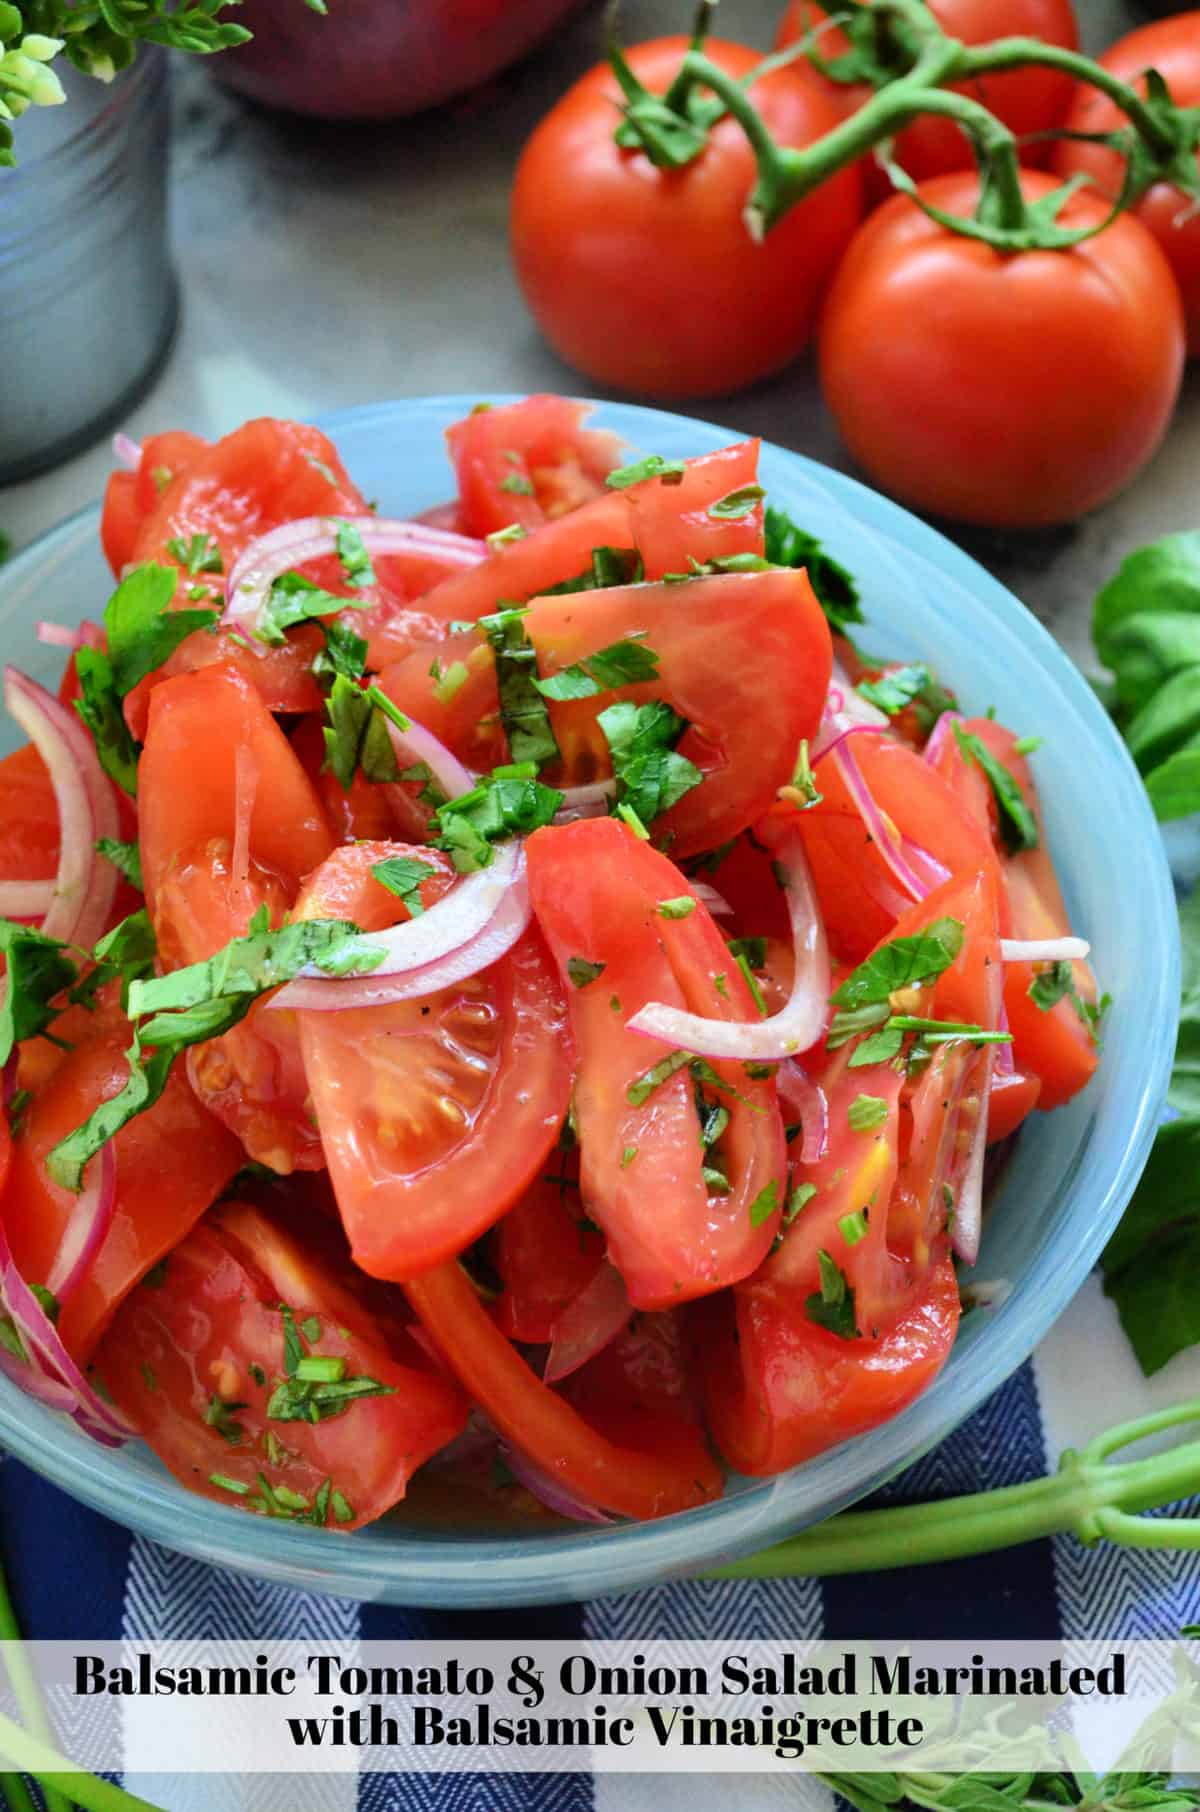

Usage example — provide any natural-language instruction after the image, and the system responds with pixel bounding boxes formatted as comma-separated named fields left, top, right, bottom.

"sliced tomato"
left=796, top=733, right=999, bottom=962
left=124, top=629, right=324, bottom=743
left=406, top=1259, right=722, bottom=1519
left=493, top=1159, right=604, bottom=1345
left=4, top=1025, right=243, bottom=1360
left=100, top=471, right=140, bottom=577
left=987, top=1065, right=1042, bottom=1143
left=95, top=1202, right=467, bottom=1530
left=446, top=395, right=622, bottom=537
left=409, top=440, right=764, bottom=627
left=930, top=716, right=1098, bottom=1110
left=289, top=715, right=399, bottom=845
left=700, top=1250, right=960, bottom=1475
left=0, top=743, right=60, bottom=885
left=100, top=432, right=209, bottom=577
left=382, top=566, right=831, bottom=859
left=293, top=842, right=572, bottom=1280
left=526, top=816, right=785, bottom=1309
left=139, top=665, right=333, bottom=915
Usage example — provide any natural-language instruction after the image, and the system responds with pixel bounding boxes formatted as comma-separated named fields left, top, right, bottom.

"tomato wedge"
left=406, top=1259, right=722, bottom=1519
left=446, top=395, right=622, bottom=536
left=4, top=1024, right=243, bottom=1360
left=526, top=816, right=786, bottom=1309
left=96, top=1202, right=467, bottom=1530
left=294, top=842, right=572, bottom=1280
left=493, top=1159, right=604, bottom=1345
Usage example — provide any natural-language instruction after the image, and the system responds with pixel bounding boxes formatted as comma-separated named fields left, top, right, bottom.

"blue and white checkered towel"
left=2, top=1271, right=1198, bottom=1811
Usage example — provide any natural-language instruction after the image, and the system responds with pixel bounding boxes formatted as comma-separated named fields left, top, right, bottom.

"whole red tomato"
left=1054, top=13, right=1200, bottom=356
left=777, top=0, right=1079, bottom=192
left=510, top=37, right=862, bottom=399
left=818, top=170, right=1185, bottom=526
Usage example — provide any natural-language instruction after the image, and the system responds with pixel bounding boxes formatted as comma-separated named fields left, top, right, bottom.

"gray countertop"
left=3, top=0, right=1197, bottom=672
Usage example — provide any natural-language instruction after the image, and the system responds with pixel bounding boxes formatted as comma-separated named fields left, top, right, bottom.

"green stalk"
left=704, top=1401, right=1200, bottom=1581
left=0, top=1713, right=160, bottom=1812
left=960, top=34, right=1180, bottom=164
left=0, top=1557, right=72, bottom=1812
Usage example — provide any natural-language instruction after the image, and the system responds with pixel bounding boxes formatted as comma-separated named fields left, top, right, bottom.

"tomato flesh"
left=446, top=395, right=621, bottom=536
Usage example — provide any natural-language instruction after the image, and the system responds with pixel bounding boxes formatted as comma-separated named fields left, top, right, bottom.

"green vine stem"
left=669, top=0, right=1200, bottom=244
left=704, top=1400, right=1200, bottom=1581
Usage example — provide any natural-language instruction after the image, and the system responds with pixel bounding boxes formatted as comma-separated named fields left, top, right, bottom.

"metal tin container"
left=0, top=50, right=178, bottom=485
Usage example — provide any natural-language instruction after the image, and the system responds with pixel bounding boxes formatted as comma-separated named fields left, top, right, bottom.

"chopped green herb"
left=210, top=1474, right=251, bottom=1496
left=1027, top=961, right=1107, bottom=1043
left=847, top=1024, right=905, bottom=1067
left=204, top=1395, right=247, bottom=1445
left=1013, top=734, right=1043, bottom=756
left=29, top=1283, right=58, bottom=1324
left=605, top=454, right=686, bottom=489
left=598, top=698, right=703, bottom=831
left=839, top=1208, right=870, bottom=1246
left=567, top=957, right=606, bottom=990
left=805, top=1249, right=859, bottom=1340
left=541, top=546, right=644, bottom=596
left=609, top=995, right=622, bottom=1013
left=335, top=521, right=375, bottom=589
left=258, top=569, right=360, bottom=646
left=748, top=1179, right=780, bottom=1227
left=707, top=484, right=764, bottom=521
left=734, top=951, right=767, bottom=1015
left=331, top=1489, right=355, bottom=1524
left=828, top=918, right=965, bottom=1024
left=267, top=1373, right=395, bottom=1425
left=714, top=973, right=729, bottom=999
left=656, top=896, right=696, bottom=920
left=165, top=533, right=222, bottom=576
left=785, top=1182, right=817, bottom=1224
left=371, top=856, right=435, bottom=917
left=534, top=636, right=660, bottom=702
left=621, top=1145, right=638, bottom=1168
left=627, top=1048, right=693, bottom=1107
left=140, top=1362, right=158, bottom=1391
left=0, top=918, right=79, bottom=1065
left=298, top=1316, right=321, bottom=1344
left=858, top=663, right=933, bottom=716
left=616, top=802, right=650, bottom=840
left=499, top=472, right=535, bottom=497
left=295, top=1355, right=346, bottom=1384
left=433, top=766, right=563, bottom=873
left=703, top=1166, right=731, bottom=1195
left=479, top=607, right=559, bottom=769
left=953, top=725, right=1039, bottom=853
left=96, top=837, right=143, bottom=892
left=70, top=908, right=157, bottom=1012
left=249, top=1364, right=266, bottom=1388
left=727, top=936, right=766, bottom=970
left=848, top=1093, right=889, bottom=1132
left=321, top=673, right=401, bottom=790
left=764, top=507, right=863, bottom=636
left=431, top=659, right=469, bottom=705
left=486, top=524, right=526, bottom=549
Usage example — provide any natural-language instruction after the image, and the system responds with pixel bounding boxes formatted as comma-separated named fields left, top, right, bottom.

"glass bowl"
left=0, top=397, right=1177, bottom=1607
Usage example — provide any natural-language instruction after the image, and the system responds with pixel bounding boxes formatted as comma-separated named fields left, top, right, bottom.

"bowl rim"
left=0, top=394, right=1178, bottom=1607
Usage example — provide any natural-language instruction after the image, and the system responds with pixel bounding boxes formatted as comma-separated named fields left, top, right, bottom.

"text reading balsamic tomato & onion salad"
left=0, top=397, right=1102, bottom=1530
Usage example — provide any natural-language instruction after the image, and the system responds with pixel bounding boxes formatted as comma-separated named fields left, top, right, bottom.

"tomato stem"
left=960, top=35, right=1181, bottom=168
left=702, top=1400, right=1200, bottom=1580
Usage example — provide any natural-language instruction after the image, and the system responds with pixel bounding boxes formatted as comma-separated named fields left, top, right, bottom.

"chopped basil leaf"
left=805, top=1249, right=859, bottom=1340
left=567, top=957, right=606, bottom=989
left=299, top=1315, right=321, bottom=1344
left=598, top=698, right=702, bottom=830
left=694, top=1082, right=729, bottom=1152
left=96, top=837, right=143, bottom=892
left=0, top=919, right=79, bottom=1065
left=280, top=1305, right=304, bottom=1377
left=47, top=918, right=362, bottom=1191
left=499, top=472, right=535, bottom=497
left=267, top=1373, right=395, bottom=1425
left=322, top=674, right=401, bottom=790
left=953, top=725, right=1039, bottom=853
left=165, top=533, right=222, bottom=576
left=605, top=454, right=686, bottom=490
left=1013, top=734, right=1043, bottom=756
left=748, top=1178, right=780, bottom=1227
left=204, top=1395, right=247, bottom=1445
left=1029, top=960, right=1073, bottom=1012
left=839, top=1209, right=870, bottom=1247
left=616, top=802, right=650, bottom=840
left=858, top=663, right=933, bottom=716
left=335, top=521, right=375, bottom=589
left=69, top=908, right=157, bottom=1011
left=534, top=636, right=660, bottom=701
left=728, top=936, right=766, bottom=970
left=829, top=918, right=965, bottom=1016
left=371, top=856, right=435, bottom=916
left=541, top=546, right=644, bottom=597
left=627, top=1048, right=693, bottom=1107
left=486, top=524, right=526, bottom=548
left=431, top=659, right=469, bottom=704
left=785, top=1182, right=817, bottom=1224
left=479, top=608, right=559, bottom=769
left=703, top=1165, right=730, bottom=1194
left=621, top=1145, right=638, bottom=1168
left=433, top=767, right=563, bottom=874
left=764, top=507, right=863, bottom=636
left=313, top=617, right=369, bottom=683
left=656, top=896, right=695, bottom=920
left=331, top=1489, right=354, bottom=1524
left=734, top=951, right=767, bottom=1015
left=848, top=1024, right=905, bottom=1067
left=707, top=484, right=765, bottom=521
left=258, top=570, right=360, bottom=646
left=847, top=1093, right=889, bottom=1132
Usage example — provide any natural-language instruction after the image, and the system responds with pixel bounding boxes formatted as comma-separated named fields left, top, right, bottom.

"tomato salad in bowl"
left=0, top=395, right=1107, bottom=1540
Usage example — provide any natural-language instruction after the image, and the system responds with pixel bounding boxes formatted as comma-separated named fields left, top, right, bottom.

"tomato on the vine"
left=777, top=0, right=1079, bottom=192
left=1054, top=12, right=1200, bottom=356
left=818, top=170, right=1185, bottom=526
left=511, top=36, right=862, bottom=398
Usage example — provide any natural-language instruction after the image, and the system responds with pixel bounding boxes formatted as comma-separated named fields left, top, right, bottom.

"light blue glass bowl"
left=0, top=397, right=1177, bottom=1607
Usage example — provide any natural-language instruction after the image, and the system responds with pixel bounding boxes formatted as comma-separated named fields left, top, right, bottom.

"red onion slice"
left=828, top=736, right=929, bottom=905
left=902, top=838, right=951, bottom=894
left=544, top=1263, right=632, bottom=1385
left=1001, top=936, right=1090, bottom=963
left=111, top=432, right=141, bottom=471
left=625, top=829, right=829, bottom=1061
left=0, top=1217, right=132, bottom=1446
left=949, top=1048, right=994, bottom=1267
left=4, top=667, right=119, bottom=949
left=45, top=1144, right=116, bottom=1306
left=691, top=880, right=733, bottom=918
left=923, top=709, right=964, bottom=768
left=0, top=879, right=56, bottom=920
left=776, top=1059, right=829, bottom=1164
left=384, top=714, right=475, bottom=804
left=272, top=844, right=530, bottom=1012
left=499, top=1443, right=614, bottom=1524
left=222, top=517, right=487, bottom=642
left=554, top=780, right=617, bottom=824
